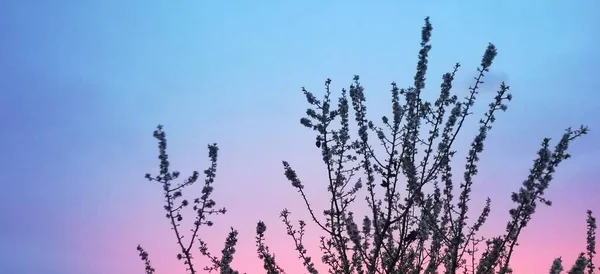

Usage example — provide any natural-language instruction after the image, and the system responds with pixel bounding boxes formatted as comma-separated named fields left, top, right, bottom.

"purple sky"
left=0, top=0, right=599, bottom=273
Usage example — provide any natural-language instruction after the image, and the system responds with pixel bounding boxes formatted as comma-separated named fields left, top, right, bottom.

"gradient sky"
left=1, top=1, right=599, bottom=273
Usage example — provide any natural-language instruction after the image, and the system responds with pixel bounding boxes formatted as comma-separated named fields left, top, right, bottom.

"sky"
left=0, top=0, right=599, bottom=273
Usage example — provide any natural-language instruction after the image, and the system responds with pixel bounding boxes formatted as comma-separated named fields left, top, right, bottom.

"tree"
left=136, top=17, right=596, bottom=274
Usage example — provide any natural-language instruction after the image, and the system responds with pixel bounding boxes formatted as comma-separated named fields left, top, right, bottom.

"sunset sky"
left=1, top=0, right=599, bottom=273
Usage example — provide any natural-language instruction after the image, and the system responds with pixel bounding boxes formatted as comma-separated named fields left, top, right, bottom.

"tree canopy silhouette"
left=136, top=17, right=596, bottom=274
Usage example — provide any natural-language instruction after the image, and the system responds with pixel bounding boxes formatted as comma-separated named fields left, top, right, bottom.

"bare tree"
left=137, top=17, right=596, bottom=274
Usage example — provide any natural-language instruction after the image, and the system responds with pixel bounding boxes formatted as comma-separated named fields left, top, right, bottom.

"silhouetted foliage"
left=137, top=17, right=597, bottom=274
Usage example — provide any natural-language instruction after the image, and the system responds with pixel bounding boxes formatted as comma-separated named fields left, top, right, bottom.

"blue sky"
left=0, top=0, right=598, bottom=273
